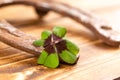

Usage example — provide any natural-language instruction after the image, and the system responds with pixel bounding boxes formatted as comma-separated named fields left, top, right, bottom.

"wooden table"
left=0, top=0, right=120, bottom=80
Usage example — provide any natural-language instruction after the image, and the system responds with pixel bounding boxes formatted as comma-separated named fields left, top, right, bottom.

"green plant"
left=33, top=26, right=79, bottom=68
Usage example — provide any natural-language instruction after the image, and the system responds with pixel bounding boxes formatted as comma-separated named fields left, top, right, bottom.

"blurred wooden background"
left=0, top=0, right=120, bottom=80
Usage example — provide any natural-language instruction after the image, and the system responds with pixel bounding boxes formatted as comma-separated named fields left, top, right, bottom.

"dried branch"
left=0, top=20, right=42, bottom=56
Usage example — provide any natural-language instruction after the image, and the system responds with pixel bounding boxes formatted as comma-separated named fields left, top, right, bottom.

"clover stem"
left=53, top=45, right=58, bottom=53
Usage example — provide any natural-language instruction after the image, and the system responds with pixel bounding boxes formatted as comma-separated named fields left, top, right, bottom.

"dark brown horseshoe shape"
left=0, top=1, right=120, bottom=56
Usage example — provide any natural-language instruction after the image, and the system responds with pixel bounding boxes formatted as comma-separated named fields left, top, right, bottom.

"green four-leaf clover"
left=33, top=26, right=79, bottom=68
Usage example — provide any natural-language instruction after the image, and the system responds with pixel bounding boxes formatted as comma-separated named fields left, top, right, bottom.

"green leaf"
left=33, top=39, right=44, bottom=46
left=53, top=26, right=66, bottom=37
left=59, top=50, right=77, bottom=64
left=37, top=50, right=48, bottom=64
left=66, top=40, right=79, bottom=55
left=44, top=53, right=59, bottom=68
left=41, top=30, right=51, bottom=40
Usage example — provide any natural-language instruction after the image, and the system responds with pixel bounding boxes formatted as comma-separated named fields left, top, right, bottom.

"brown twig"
left=0, top=0, right=120, bottom=47
left=0, top=20, right=43, bottom=56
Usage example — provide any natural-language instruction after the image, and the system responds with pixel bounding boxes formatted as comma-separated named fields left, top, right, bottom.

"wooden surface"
left=0, top=0, right=120, bottom=80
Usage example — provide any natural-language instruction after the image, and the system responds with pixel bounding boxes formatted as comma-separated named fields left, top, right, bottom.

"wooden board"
left=0, top=0, right=120, bottom=80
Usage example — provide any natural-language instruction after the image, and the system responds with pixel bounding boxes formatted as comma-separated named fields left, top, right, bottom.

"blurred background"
left=0, top=0, right=120, bottom=80
left=0, top=0, right=120, bottom=27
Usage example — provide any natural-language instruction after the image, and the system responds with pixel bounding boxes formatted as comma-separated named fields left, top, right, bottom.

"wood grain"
left=0, top=0, right=120, bottom=80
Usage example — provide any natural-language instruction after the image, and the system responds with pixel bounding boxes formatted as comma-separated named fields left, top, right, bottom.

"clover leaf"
left=41, top=30, right=51, bottom=40
left=53, top=26, right=66, bottom=37
left=37, top=50, right=48, bottom=64
left=33, top=39, right=44, bottom=47
left=66, top=40, right=79, bottom=55
left=59, top=50, right=77, bottom=64
left=44, top=53, right=59, bottom=68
